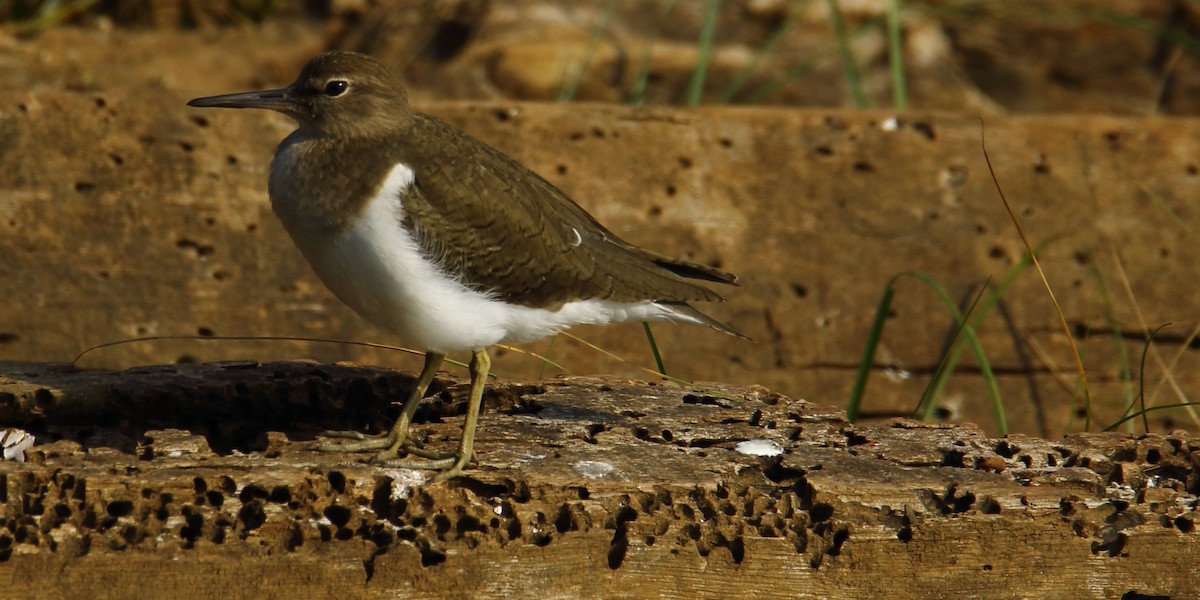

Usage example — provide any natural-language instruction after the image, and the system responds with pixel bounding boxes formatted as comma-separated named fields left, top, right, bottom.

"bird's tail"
left=656, top=301, right=751, bottom=341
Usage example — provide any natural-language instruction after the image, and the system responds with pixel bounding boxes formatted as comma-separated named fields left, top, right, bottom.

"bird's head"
left=188, top=51, right=412, bottom=137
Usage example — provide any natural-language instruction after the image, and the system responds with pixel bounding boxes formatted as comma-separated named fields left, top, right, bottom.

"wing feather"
left=397, top=114, right=736, bottom=309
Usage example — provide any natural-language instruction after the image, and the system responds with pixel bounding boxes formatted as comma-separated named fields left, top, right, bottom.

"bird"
left=188, top=51, right=744, bottom=482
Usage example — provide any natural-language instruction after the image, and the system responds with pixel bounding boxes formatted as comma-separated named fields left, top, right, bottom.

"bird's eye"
left=324, top=80, right=349, bottom=97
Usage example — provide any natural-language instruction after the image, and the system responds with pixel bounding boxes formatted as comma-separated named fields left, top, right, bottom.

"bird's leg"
left=317, top=351, right=445, bottom=459
left=380, top=347, right=490, bottom=482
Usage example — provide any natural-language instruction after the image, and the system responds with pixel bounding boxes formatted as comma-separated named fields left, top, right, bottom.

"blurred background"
left=3, top=1, right=1197, bottom=112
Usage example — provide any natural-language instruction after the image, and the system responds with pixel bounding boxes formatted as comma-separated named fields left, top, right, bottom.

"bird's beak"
left=187, top=87, right=291, bottom=110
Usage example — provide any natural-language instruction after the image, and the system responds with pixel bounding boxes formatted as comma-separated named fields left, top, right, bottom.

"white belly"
left=279, top=163, right=679, bottom=353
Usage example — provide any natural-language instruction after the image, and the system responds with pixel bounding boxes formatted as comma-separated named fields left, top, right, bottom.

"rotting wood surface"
left=0, top=361, right=1195, bottom=599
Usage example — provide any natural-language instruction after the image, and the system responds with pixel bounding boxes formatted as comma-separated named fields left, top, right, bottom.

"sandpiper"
left=188, top=51, right=743, bottom=481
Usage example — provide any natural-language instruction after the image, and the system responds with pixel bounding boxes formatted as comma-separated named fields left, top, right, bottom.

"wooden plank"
left=0, top=361, right=1195, bottom=598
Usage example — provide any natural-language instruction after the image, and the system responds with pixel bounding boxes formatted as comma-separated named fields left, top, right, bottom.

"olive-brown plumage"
left=253, top=52, right=738, bottom=313
left=188, top=51, right=744, bottom=481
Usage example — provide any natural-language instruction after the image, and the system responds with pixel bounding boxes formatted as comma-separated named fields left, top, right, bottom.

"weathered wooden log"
left=0, top=361, right=1194, bottom=598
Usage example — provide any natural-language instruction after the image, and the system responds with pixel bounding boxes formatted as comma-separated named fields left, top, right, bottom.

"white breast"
left=280, top=163, right=699, bottom=353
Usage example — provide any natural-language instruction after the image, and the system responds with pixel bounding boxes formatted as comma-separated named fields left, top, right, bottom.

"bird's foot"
left=313, top=348, right=487, bottom=484
left=316, top=429, right=420, bottom=459
left=377, top=451, right=473, bottom=483
left=316, top=429, right=459, bottom=464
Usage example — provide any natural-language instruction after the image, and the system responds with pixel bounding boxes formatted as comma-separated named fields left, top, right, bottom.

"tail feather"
left=619, top=243, right=740, bottom=287
left=653, top=259, right=739, bottom=286
left=645, top=253, right=739, bottom=286
left=656, top=301, right=751, bottom=340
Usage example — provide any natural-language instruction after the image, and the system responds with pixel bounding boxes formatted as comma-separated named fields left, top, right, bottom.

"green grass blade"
left=1109, top=323, right=1171, bottom=433
left=558, top=0, right=618, bottom=102
left=923, top=248, right=1042, bottom=431
left=846, top=271, right=1006, bottom=434
left=913, top=282, right=980, bottom=418
left=926, top=248, right=1037, bottom=397
left=686, top=0, right=721, bottom=106
left=642, top=322, right=667, bottom=376
left=886, top=0, right=907, bottom=110
left=12, top=0, right=101, bottom=34
left=1136, top=324, right=1160, bottom=432
left=847, top=280, right=897, bottom=422
left=628, top=50, right=654, bottom=107
left=742, top=14, right=884, bottom=104
left=1087, top=8, right=1200, bottom=60
left=1084, top=251, right=1135, bottom=432
left=742, top=57, right=822, bottom=104
left=1104, top=401, right=1200, bottom=432
left=903, top=272, right=1006, bottom=435
left=1146, top=185, right=1200, bottom=247
left=627, top=0, right=680, bottom=106
left=826, top=0, right=869, bottom=108
left=718, top=1, right=807, bottom=103
left=538, top=334, right=559, bottom=379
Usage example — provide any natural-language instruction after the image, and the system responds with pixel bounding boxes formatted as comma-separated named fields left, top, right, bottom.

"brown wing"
left=396, top=113, right=737, bottom=309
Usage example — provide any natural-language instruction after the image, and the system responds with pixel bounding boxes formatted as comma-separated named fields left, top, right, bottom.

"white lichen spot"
left=1104, top=482, right=1136, bottom=503
left=49, top=524, right=79, bottom=547
left=1, top=428, right=34, bottom=462
left=381, top=468, right=427, bottom=501
left=511, top=451, right=547, bottom=464
left=488, top=497, right=516, bottom=517
left=735, top=439, right=784, bottom=457
left=573, top=460, right=614, bottom=479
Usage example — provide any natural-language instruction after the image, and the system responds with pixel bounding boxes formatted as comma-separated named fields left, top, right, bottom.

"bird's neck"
left=269, top=130, right=408, bottom=235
